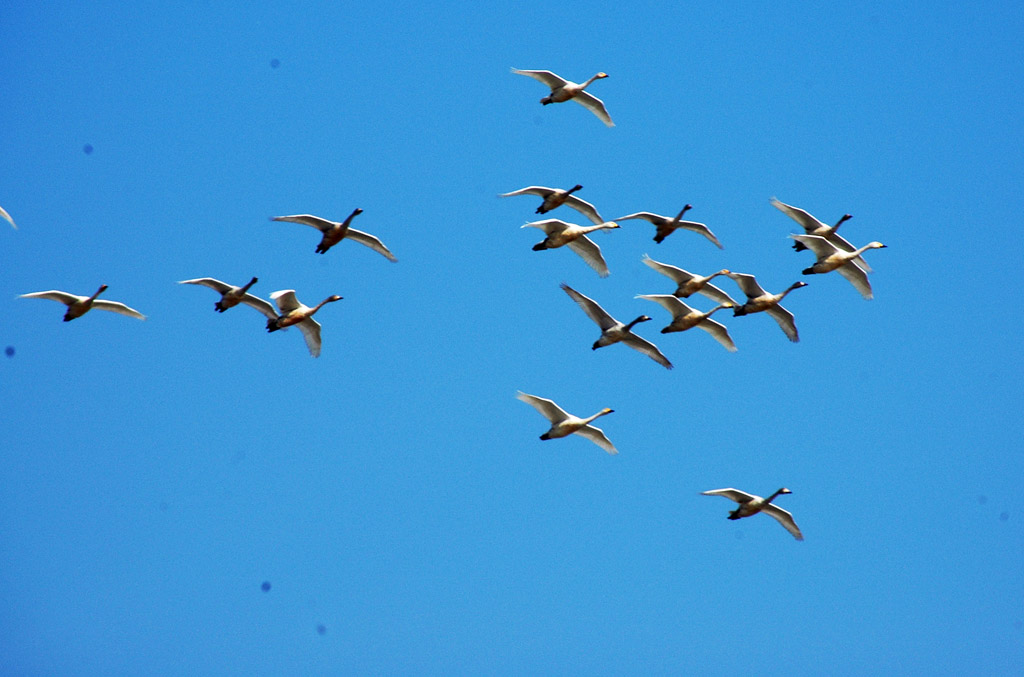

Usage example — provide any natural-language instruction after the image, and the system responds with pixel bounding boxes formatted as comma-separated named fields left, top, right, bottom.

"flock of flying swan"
left=504, top=69, right=888, bottom=540
left=6, top=67, right=888, bottom=541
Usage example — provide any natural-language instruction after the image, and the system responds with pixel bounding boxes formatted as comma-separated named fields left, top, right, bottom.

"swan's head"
left=602, top=408, right=614, bottom=414
left=778, top=488, right=793, bottom=495
left=790, top=281, right=809, bottom=290
left=595, top=72, right=609, bottom=79
left=801, top=267, right=815, bottom=275
left=718, top=269, right=731, bottom=275
left=720, top=302, right=735, bottom=309
left=326, top=295, right=343, bottom=303
left=602, top=221, right=621, bottom=229
left=570, top=184, right=583, bottom=192
left=868, top=241, right=887, bottom=249
left=97, top=284, right=109, bottom=293
left=353, top=208, right=364, bottom=215
left=635, top=315, right=652, bottom=323
left=682, top=203, right=693, bottom=213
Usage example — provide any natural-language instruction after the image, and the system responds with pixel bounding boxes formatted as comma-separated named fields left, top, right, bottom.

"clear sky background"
left=3, top=1, right=1023, bottom=674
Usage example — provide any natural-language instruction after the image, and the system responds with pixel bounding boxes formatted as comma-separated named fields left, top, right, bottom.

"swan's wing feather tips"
left=296, top=318, right=323, bottom=358
left=272, top=214, right=335, bottom=232
left=346, top=228, right=398, bottom=262
left=622, top=334, right=673, bottom=369
left=91, top=300, right=147, bottom=320
left=0, top=205, right=17, bottom=229
left=560, top=283, right=616, bottom=329
left=765, top=305, right=800, bottom=342
left=762, top=504, right=804, bottom=540
left=511, top=68, right=567, bottom=89
left=836, top=263, right=874, bottom=299
left=516, top=391, right=570, bottom=423
left=566, top=236, right=610, bottom=277
left=573, top=91, right=614, bottom=127
left=178, top=278, right=233, bottom=294
left=575, top=425, right=618, bottom=455
left=241, top=295, right=280, bottom=320
left=19, top=290, right=83, bottom=305
left=702, top=488, right=756, bottom=503
left=563, top=195, right=604, bottom=225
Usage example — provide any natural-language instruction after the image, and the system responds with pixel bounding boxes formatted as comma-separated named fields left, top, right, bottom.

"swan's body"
left=727, top=273, right=806, bottom=342
left=511, top=68, right=614, bottom=127
left=522, top=219, right=619, bottom=277
left=636, top=295, right=737, bottom=352
left=791, top=235, right=886, bottom=299
left=0, top=204, right=16, bottom=229
left=641, top=255, right=735, bottom=304
left=20, top=285, right=146, bottom=322
left=266, top=290, right=342, bottom=358
left=178, top=277, right=277, bottom=318
left=702, top=487, right=803, bottom=541
left=770, top=198, right=869, bottom=272
left=561, top=283, right=672, bottom=369
left=272, top=210, right=397, bottom=261
left=615, top=205, right=723, bottom=248
left=500, top=184, right=604, bottom=224
left=516, top=391, right=617, bottom=454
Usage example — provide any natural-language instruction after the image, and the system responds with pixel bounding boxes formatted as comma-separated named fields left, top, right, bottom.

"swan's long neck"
left=624, top=316, right=648, bottom=331
left=311, top=297, right=338, bottom=314
left=707, top=269, right=730, bottom=281
left=674, top=204, right=693, bottom=222
left=851, top=242, right=884, bottom=257
left=780, top=282, right=806, bottom=298
left=567, top=184, right=583, bottom=195
left=240, top=277, right=258, bottom=293
left=89, top=285, right=108, bottom=301
left=832, top=213, right=852, bottom=231
left=583, top=408, right=613, bottom=425
left=582, top=222, right=618, bottom=234
left=705, top=303, right=732, bottom=318
left=764, top=488, right=788, bottom=504
left=580, top=74, right=602, bottom=89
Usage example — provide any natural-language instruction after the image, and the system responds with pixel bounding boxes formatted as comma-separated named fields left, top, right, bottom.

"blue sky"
left=3, top=1, right=1023, bottom=674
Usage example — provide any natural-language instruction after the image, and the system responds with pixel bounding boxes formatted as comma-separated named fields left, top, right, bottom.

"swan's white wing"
left=296, top=318, right=322, bottom=358
left=270, top=289, right=302, bottom=313
left=0, top=205, right=16, bottom=229
left=701, top=488, right=757, bottom=504
left=641, top=255, right=690, bottom=284
left=573, top=90, right=614, bottom=127
left=765, top=304, right=800, bottom=342
left=522, top=219, right=570, bottom=236
left=271, top=214, right=335, bottom=233
left=563, top=195, right=604, bottom=225
left=19, top=290, right=85, bottom=306
left=516, top=391, right=571, bottom=424
left=726, top=272, right=768, bottom=299
left=697, top=317, right=738, bottom=352
left=635, top=294, right=693, bottom=320
left=345, top=228, right=398, bottom=262
left=618, top=212, right=667, bottom=226
left=178, top=277, right=233, bottom=294
left=575, top=424, right=618, bottom=455
left=770, top=198, right=827, bottom=231
left=560, top=283, right=616, bottom=330
left=698, top=282, right=738, bottom=306
left=566, top=235, right=610, bottom=277
left=762, top=503, right=804, bottom=541
left=790, top=234, right=838, bottom=259
left=678, top=220, right=723, bottom=249
left=499, top=186, right=555, bottom=199
left=836, top=262, right=874, bottom=299
left=91, top=299, right=146, bottom=320
left=510, top=68, right=568, bottom=90
left=621, top=333, right=673, bottom=369
left=240, top=294, right=280, bottom=320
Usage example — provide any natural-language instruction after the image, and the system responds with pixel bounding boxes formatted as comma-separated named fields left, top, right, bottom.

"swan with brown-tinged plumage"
left=770, top=198, right=869, bottom=271
left=791, top=235, right=886, bottom=299
left=511, top=68, right=614, bottom=127
left=499, top=184, right=604, bottom=224
left=727, top=273, right=806, bottom=342
left=641, top=255, right=735, bottom=304
left=272, top=210, right=397, bottom=261
left=20, top=285, right=145, bottom=322
left=266, top=290, right=342, bottom=358
left=615, top=204, right=723, bottom=248
left=635, top=295, right=737, bottom=352
left=178, top=277, right=277, bottom=318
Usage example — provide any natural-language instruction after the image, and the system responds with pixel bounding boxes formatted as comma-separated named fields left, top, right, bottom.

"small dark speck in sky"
left=83, top=144, right=94, bottom=155
left=4, top=346, right=14, bottom=357
left=316, top=624, right=327, bottom=635
left=270, top=59, right=280, bottom=69
left=999, top=512, right=1009, bottom=522
left=261, top=581, right=271, bottom=592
